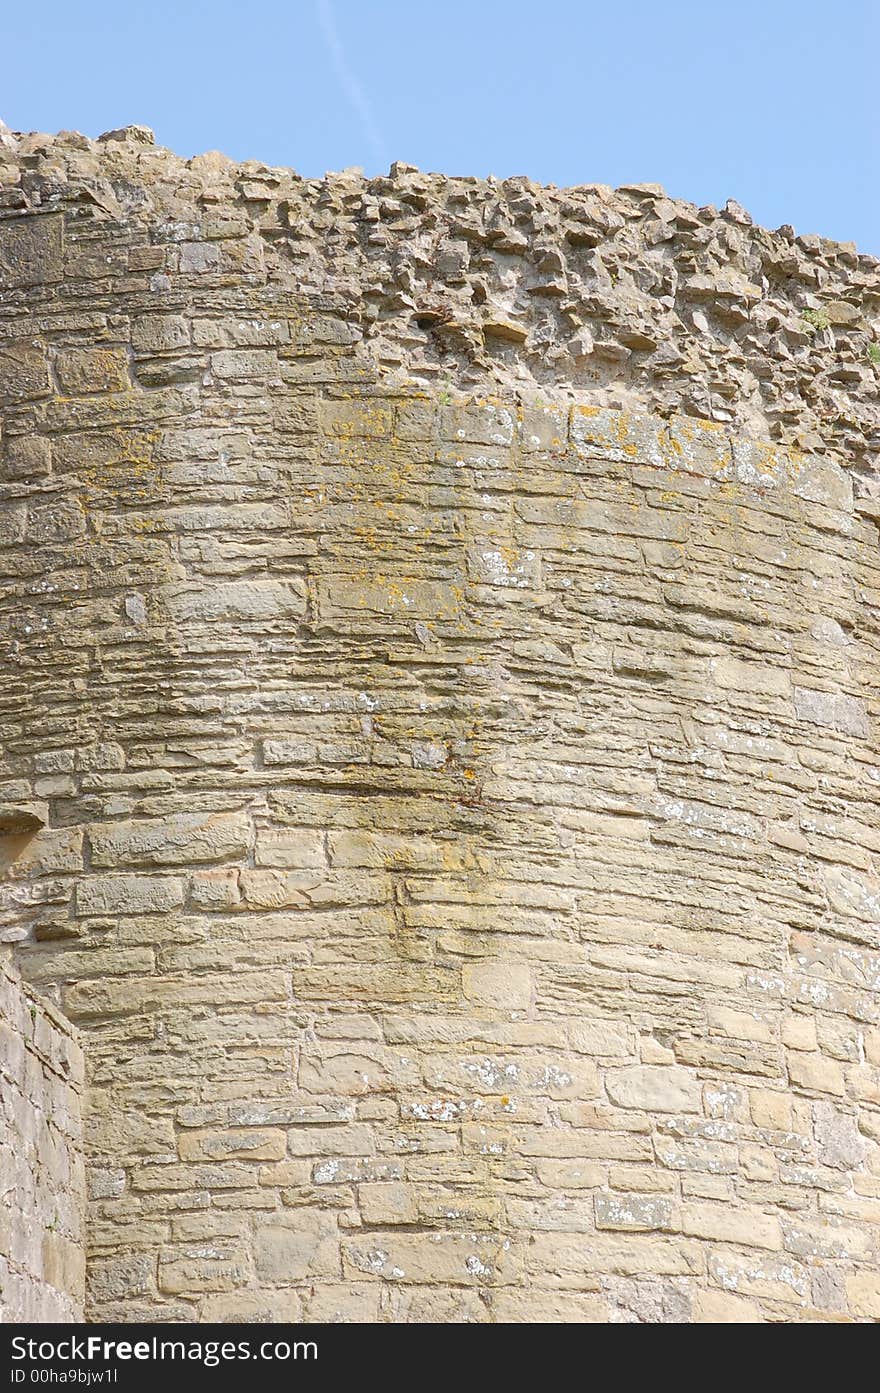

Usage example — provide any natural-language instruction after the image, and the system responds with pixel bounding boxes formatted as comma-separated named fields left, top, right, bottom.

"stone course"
left=0, top=125, right=879, bottom=1322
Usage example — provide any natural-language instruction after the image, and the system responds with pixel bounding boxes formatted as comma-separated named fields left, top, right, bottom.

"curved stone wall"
left=1, top=127, right=880, bottom=1323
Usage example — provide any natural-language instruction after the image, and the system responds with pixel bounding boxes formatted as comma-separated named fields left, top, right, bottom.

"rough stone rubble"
left=1, top=123, right=878, bottom=488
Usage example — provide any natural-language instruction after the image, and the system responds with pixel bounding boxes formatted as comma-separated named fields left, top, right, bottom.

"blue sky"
left=2, top=0, right=877, bottom=251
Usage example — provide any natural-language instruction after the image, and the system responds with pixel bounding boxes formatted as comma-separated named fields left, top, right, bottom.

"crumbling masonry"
left=1, top=123, right=880, bottom=1322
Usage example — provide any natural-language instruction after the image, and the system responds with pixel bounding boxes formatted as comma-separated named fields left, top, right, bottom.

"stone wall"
left=0, top=949, right=85, bottom=1322
left=1, top=126, right=880, bottom=1323
left=1, top=122, right=878, bottom=483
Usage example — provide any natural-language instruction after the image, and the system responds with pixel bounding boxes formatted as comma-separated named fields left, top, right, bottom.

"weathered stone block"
left=55, top=348, right=129, bottom=394
left=131, top=315, right=190, bottom=354
left=89, top=811, right=250, bottom=868
left=75, top=875, right=185, bottom=916
left=439, top=401, right=515, bottom=446
left=788, top=1052, right=846, bottom=1097
left=201, top=1290, right=304, bottom=1322
left=319, top=398, right=393, bottom=437
left=2, top=435, right=52, bottom=478
left=158, top=1246, right=249, bottom=1294
left=254, top=828, right=326, bottom=869
left=164, top=579, right=307, bottom=623
left=178, top=1129, right=287, bottom=1163
left=87, top=1254, right=154, bottom=1305
left=606, top=1066, right=702, bottom=1114
left=211, top=349, right=278, bottom=380
left=594, top=1194, right=676, bottom=1232
left=462, top=959, right=532, bottom=1010
left=793, top=686, right=869, bottom=738
left=342, top=1231, right=520, bottom=1285
left=846, top=1271, right=880, bottom=1319
left=254, top=1213, right=340, bottom=1283
left=0, top=339, right=50, bottom=402
left=0, top=215, right=63, bottom=287
left=681, top=1203, right=781, bottom=1251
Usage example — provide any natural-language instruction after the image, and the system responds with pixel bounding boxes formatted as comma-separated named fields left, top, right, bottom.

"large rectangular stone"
left=606, top=1066, right=702, bottom=1113
left=158, top=1246, right=249, bottom=1294
left=55, top=348, right=129, bottom=394
left=793, top=687, right=869, bottom=738
left=255, top=1212, right=340, bottom=1282
left=89, top=811, right=250, bottom=868
left=595, top=1193, right=676, bottom=1232
left=64, top=971, right=287, bottom=1019
left=75, top=875, right=185, bottom=916
left=0, top=338, right=50, bottom=403
left=0, top=215, right=63, bottom=288
left=681, top=1203, right=781, bottom=1251
left=319, top=399, right=393, bottom=437
left=178, top=1129, right=287, bottom=1163
left=211, top=349, right=278, bottom=380
left=165, top=580, right=306, bottom=624
left=296, top=965, right=455, bottom=1004
left=316, top=577, right=460, bottom=623
left=342, top=1231, right=520, bottom=1285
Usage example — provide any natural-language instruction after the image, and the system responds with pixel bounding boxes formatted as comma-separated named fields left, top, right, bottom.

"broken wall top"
left=0, top=122, right=878, bottom=486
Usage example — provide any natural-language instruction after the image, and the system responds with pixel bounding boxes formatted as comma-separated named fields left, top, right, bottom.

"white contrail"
left=315, top=0, right=389, bottom=172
